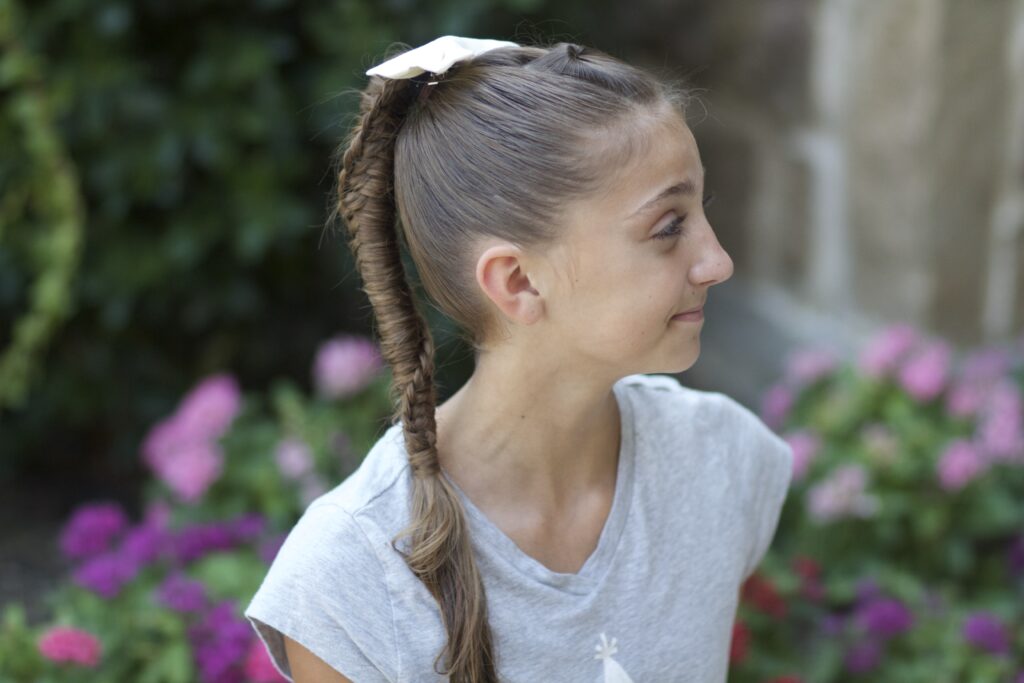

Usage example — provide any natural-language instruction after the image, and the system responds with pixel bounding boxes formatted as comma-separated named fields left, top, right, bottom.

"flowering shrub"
left=730, top=325, right=1024, bottom=682
left=0, top=334, right=389, bottom=682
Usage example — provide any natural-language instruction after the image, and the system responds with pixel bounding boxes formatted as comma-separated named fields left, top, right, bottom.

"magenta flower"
left=58, top=501, right=130, bottom=561
left=936, top=439, right=986, bottom=491
left=37, top=625, right=102, bottom=667
left=858, top=323, right=920, bottom=378
left=898, top=340, right=952, bottom=402
left=156, top=573, right=209, bottom=613
left=174, top=374, right=243, bottom=443
left=71, top=551, right=139, bottom=599
left=760, top=382, right=795, bottom=430
left=243, top=638, right=288, bottom=682
left=785, top=347, right=840, bottom=387
left=963, top=612, right=1011, bottom=655
left=855, top=597, right=914, bottom=639
left=312, top=334, right=383, bottom=400
left=960, top=347, right=1013, bottom=384
left=274, top=436, right=315, bottom=480
left=782, top=429, right=821, bottom=482
left=807, top=464, right=880, bottom=523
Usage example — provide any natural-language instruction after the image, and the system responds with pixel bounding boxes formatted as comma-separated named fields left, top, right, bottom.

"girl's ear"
left=474, top=242, right=544, bottom=326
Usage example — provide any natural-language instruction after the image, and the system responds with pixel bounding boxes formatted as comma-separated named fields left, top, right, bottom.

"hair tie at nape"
left=365, top=35, right=519, bottom=81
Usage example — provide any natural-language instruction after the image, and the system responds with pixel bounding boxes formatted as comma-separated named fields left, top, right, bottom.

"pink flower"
left=312, top=335, right=383, bottom=400
left=37, top=625, right=102, bottom=667
left=244, top=638, right=288, bottom=682
left=140, top=375, right=240, bottom=504
left=936, top=439, right=986, bottom=491
left=174, top=373, right=242, bottom=443
left=945, top=382, right=988, bottom=419
left=153, top=441, right=225, bottom=503
left=274, top=436, right=315, bottom=480
left=977, top=381, right=1024, bottom=463
left=858, top=324, right=920, bottom=378
left=898, top=340, right=952, bottom=402
left=785, top=347, right=840, bottom=387
left=761, top=382, right=795, bottom=431
left=807, top=464, right=880, bottom=523
left=945, top=346, right=1014, bottom=419
left=783, top=430, right=821, bottom=482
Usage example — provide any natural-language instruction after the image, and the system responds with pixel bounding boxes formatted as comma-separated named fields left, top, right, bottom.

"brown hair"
left=330, top=38, right=693, bottom=682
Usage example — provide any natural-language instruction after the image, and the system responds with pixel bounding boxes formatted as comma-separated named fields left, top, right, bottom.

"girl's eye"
left=653, top=191, right=716, bottom=240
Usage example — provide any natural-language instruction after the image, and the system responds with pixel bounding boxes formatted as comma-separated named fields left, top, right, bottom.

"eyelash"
left=653, top=191, right=717, bottom=240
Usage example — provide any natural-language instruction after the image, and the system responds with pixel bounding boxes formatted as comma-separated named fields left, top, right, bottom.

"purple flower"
left=785, top=347, right=840, bottom=387
left=844, top=638, right=883, bottom=673
left=936, top=439, right=986, bottom=492
left=228, top=513, right=266, bottom=543
left=188, top=601, right=253, bottom=683
left=858, top=324, right=920, bottom=378
left=760, top=382, right=795, bottom=430
left=945, top=381, right=988, bottom=418
left=71, top=551, right=139, bottom=599
left=312, top=334, right=383, bottom=400
left=171, top=522, right=237, bottom=565
left=854, top=578, right=882, bottom=603
left=963, top=612, right=1011, bottom=655
left=782, top=429, right=821, bottom=482
left=274, top=436, right=315, bottom=480
left=820, top=612, right=847, bottom=636
left=855, top=597, right=914, bottom=639
left=898, top=340, right=952, bottom=402
left=157, top=573, right=209, bottom=613
left=175, top=374, right=243, bottom=443
left=59, top=501, right=130, bottom=561
left=118, top=521, right=169, bottom=569
left=258, top=533, right=287, bottom=565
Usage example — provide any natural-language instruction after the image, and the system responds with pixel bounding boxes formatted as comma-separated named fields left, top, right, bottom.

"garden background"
left=2, top=0, right=1024, bottom=681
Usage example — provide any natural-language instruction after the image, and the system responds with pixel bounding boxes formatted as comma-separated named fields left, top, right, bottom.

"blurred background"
left=2, top=0, right=1023, bottom=680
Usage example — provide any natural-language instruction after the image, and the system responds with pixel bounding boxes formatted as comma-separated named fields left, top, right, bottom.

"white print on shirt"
left=593, top=632, right=635, bottom=683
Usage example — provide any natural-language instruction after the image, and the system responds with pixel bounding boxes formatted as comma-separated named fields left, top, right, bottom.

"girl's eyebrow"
left=626, top=166, right=706, bottom=220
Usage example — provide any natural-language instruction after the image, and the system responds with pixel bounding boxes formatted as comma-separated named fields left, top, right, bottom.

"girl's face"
left=536, top=108, right=734, bottom=376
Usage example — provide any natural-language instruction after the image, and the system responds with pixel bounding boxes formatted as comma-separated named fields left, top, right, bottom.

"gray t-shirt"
left=245, top=372, right=793, bottom=683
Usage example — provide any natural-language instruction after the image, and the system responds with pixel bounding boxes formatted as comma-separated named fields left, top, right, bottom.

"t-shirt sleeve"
left=721, top=394, right=795, bottom=581
left=244, top=502, right=399, bottom=682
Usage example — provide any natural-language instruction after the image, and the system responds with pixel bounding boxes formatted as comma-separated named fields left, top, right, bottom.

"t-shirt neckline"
left=437, top=378, right=637, bottom=595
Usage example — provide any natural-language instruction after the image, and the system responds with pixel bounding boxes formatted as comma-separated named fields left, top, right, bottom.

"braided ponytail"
left=333, top=72, right=499, bottom=681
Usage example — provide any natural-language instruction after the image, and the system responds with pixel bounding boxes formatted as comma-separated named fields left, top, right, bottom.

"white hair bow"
left=365, top=35, right=519, bottom=80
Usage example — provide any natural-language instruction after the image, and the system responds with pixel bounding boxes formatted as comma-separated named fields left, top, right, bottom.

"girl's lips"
left=672, top=307, right=704, bottom=321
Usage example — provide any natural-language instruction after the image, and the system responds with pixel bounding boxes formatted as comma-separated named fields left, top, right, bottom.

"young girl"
left=245, top=35, right=794, bottom=683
